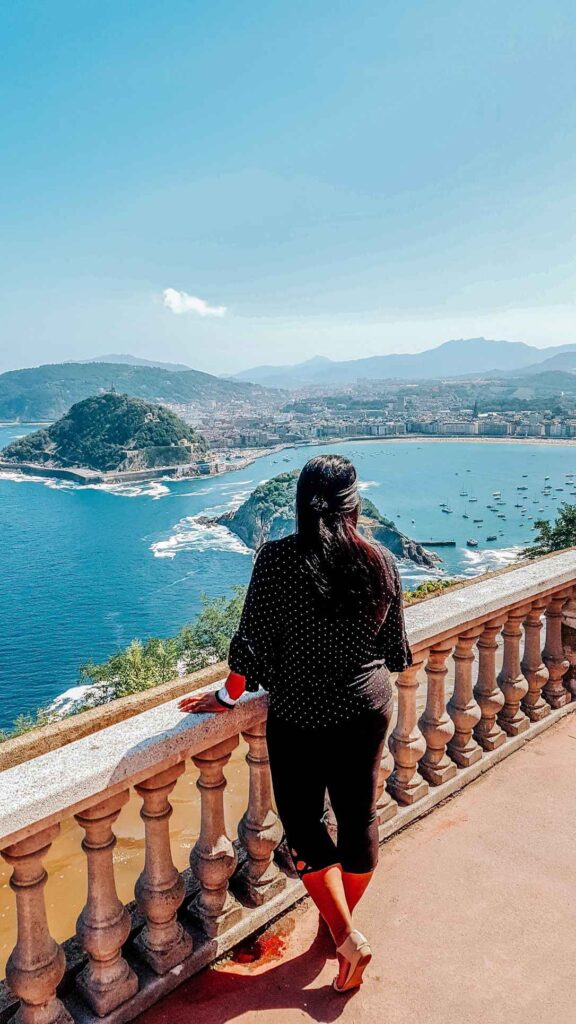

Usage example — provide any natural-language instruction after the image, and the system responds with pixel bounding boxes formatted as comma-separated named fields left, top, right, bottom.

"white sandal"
left=333, top=929, right=372, bottom=992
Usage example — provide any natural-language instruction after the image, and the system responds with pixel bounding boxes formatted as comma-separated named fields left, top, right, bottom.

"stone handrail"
left=1, top=550, right=576, bottom=1024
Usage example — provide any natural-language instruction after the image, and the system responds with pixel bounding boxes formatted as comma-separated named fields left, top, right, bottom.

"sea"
left=1, top=424, right=574, bottom=730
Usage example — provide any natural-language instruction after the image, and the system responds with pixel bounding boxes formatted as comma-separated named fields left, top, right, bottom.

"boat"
left=473, top=518, right=483, bottom=523
left=467, top=538, right=479, bottom=547
left=469, top=497, right=478, bottom=502
left=514, top=503, right=523, bottom=508
left=462, top=513, right=470, bottom=519
left=522, top=474, right=528, bottom=478
left=441, top=507, right=454, bottom=514
left=493, top=491, right=501, bottom=496
left=459, top=492, right=468, bottom=497
left=486, top=535, right=497, bottom=541
left=517, top=485, right=528, bottom=491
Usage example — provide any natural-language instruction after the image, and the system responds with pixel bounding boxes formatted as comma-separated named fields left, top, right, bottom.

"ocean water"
left=1, top=426, right=574, bottom=729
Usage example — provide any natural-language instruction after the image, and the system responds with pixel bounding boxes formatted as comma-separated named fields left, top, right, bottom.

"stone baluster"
left=388, top=653, right=429, bottom=805
left=543, top=594, right=571, bottom=708
left=188, top=736, right=242, bottom=936
left=561, top=591, right=576, bottom=698
left=376, top=740, right=398, bottom=824
left=447, top=628, right=483, bottom=767
left=521, top=601, right=551, bottom=721
left=134, top=764, right=193, bottom=973
left=497, top=607, right=530, bottom=736
left=235, top=721, right=286, bottom=906
left=473, top=619, right=506, bottom=750
left=418, top=641, right=457, bottom=785
left=75, top=792, right=138, bottom=1016
left=230, top=720, right=284, bottom=905
left=1, top=826, right=72, bottom=1024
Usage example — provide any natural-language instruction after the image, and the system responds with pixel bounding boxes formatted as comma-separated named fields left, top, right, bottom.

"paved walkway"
left=138, top=714, right=576, bottom=1024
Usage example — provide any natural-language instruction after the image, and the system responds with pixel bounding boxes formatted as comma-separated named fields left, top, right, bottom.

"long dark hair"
left=295, top=454, right=395, bottom=618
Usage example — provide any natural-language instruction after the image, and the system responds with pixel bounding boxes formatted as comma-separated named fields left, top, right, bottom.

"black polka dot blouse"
left=228, top=534, right=412, bottom=730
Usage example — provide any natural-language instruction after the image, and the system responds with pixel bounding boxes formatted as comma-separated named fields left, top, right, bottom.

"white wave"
left=0, top=470, right=172, bottom=498
left=204, top=487, right=256, bottom=513
left=460, top=545, right=522, bottom=577
left=48, top=684, right=95, bottom=716
left=0, top=470, right=75, bottom=490
left=358, top=479, right=380, bottom=491
left=396, top=560, right=449, bottom=586
left=151, top=514, right=252, bottom=559
left=217, top=478, right=255, bottom=494
left=85, top=480, right=171, bottom=499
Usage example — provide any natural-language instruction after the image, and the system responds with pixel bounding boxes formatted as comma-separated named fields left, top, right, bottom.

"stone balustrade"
left=2, top=551, right=576, bottom=1024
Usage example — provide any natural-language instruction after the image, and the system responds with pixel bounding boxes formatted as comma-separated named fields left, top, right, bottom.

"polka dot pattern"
left=228, top=535, right=412, bottom=730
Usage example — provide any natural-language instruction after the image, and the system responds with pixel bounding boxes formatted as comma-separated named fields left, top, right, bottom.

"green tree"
left=404, top=579, right=455, bottom=602
left=75, top=587, right=247, bottom=708
left=523, top=503, right=576, bottom=558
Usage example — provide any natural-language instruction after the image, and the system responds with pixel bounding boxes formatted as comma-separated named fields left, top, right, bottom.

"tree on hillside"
left=523, top=503, right=576, bottom=558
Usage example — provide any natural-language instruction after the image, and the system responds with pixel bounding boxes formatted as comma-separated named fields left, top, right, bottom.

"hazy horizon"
left=1, top=1, right=575, bottom=375
left=2, top=334, right=576, bottom=379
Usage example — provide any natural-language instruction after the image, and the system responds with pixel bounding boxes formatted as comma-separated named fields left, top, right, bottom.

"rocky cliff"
left=215, top=470, right=438, bottom=568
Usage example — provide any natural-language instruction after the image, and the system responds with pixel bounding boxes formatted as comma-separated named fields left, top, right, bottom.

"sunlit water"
left=1, top=425, right=574, bottom=728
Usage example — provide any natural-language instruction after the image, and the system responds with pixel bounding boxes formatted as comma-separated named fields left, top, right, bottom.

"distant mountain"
left=79, top=354, right=193, bottom=372
left=0, top=361, right=274, bottom=422
left=1, top=393, right=207, bottom=473
left=514, top=351, right=576, bottom=376
left=232, top=355, right=335, bottom=388
left=234, top=339, right=576, bottom=387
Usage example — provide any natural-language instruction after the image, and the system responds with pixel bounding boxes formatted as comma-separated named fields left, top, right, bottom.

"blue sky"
left=1, top=0, right=575, bottom=374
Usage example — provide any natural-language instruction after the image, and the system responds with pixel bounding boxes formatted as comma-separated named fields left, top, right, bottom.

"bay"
left=1, top=424, right=573, bottom=730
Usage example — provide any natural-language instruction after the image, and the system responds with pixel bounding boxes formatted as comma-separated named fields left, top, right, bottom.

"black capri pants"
left=266, top=702, right=393, bottom=877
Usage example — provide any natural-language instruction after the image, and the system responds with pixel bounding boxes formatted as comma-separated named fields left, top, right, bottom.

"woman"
left=179, top=454, right=411, bottom=993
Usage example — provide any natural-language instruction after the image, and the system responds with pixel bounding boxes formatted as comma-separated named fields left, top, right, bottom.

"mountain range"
left=232, top=338, right=576, bottom=387
left=0, top=362, right=273, bottom=422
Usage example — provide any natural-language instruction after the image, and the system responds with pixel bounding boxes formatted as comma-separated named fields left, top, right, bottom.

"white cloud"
left=162, top=288, right=226, bottom=317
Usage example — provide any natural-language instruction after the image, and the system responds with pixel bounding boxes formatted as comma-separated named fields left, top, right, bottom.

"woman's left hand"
left=178, top=692, right=230, bottom=714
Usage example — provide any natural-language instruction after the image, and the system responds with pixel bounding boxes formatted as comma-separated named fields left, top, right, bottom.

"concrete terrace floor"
left=138, top=713, right=576, bottom=1024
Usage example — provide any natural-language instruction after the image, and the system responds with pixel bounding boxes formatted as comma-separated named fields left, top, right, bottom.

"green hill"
left=214, top=470, right=438, bottom=568
left=0, top=360, right=273, bottom=422
left=1, top=393, right=208, bottom=473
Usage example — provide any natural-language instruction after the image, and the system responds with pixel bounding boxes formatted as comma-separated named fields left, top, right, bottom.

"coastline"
left=2, top=435, right=575, bottom=489
left=292, top=434, right=576, bottom=449
left=0, top=444, right=290, bottom=486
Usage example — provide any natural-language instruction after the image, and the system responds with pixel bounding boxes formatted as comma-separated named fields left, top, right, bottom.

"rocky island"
left=0, top=393, right=208, bottom=483
left=212, top=470, right=438, bottom=568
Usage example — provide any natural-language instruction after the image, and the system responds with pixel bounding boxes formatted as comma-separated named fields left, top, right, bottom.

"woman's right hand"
left=178, top=692, right=231, bottom=714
